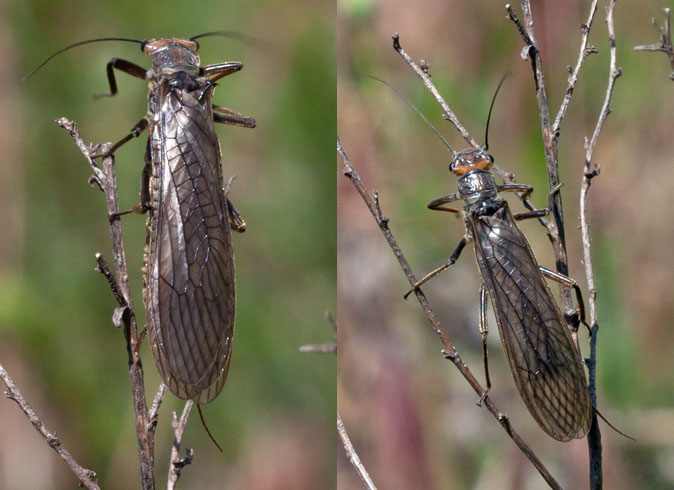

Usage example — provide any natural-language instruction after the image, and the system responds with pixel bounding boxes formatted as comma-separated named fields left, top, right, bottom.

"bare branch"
left=391, top=33, right=478, bottom=148
left=634, top=8, right=674, bottom=80
left=338, top=138, right=563, bottom=489
left=553, top=0, right=601, bottom=133
left=168, top=400, right=195, bottom=490
left=338, top=411, right=377, bottom=490
left=506, top=3, right=572, bottom=311
left=0, top=362, right=100, bottom=490
left=580, top=2, right=622, bottom=488
left=57, top=117, right=156, bottom=490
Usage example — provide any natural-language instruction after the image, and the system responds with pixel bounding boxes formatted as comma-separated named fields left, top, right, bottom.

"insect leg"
left=427, top=193, right=461, bottom=213
left=226, top=198, right=247, bottom=233
left=200, top=61, right=243, bottom=82
left=404, top=237, right=468, bottom=299
left=498, top=183, right=533, bottom=199
left=539, top=266, right=590, bottom=333
left=477, top=281, right=491, bottom=406
left=94, top=58, right=148, bottom=98
left=109, top=139, right=153, bottom=221
left=91, top=118, right=150, bottom=158
left=513, top=209, right=549, bottom=221
left=212, top=105, right=256, bottom=128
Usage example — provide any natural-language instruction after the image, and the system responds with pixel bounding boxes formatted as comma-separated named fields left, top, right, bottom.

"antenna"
left=190, top=31, right=272, bottom=51
left=483, top=72, right=510, bottom=151
left=364, top=74, right=456, bottom=158
left=23, top=37, right=143, bottom=81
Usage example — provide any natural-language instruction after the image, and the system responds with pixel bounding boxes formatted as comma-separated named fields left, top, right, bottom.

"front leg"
left=94, top=58, right=148, bottom=98
left=427, top=193, right=461, bottom=213
left=200, top=61, right=243, bottom=82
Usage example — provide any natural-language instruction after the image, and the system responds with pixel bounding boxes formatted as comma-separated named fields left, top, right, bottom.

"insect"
left=31, top=34, right=255, bottom=403
left=396, top=79, right=592, bottom=441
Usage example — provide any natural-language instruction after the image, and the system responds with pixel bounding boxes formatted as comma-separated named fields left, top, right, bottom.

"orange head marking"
left=449, top=148, right=494, bottom=176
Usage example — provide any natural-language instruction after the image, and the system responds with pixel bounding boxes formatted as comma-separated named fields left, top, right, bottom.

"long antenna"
left=483, top=72, right=510, bottom=151
left=364, top=75, right=457, bottom=158
left=190, top=31, right=272, bottom=51
left=23, top=37, right=144, bottom=81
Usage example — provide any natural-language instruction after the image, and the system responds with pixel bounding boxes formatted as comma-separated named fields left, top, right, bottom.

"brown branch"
left=337, top=411, right=377, bottom=490
left=0, top=362, right=100, bottom=490
left=338, top=138, right=563, bottom=490
left=634, top=7, right=674, bottom=80
left=392, top=33, right=478, bottom=148
left=57, top=117, right=156, bottom=490
left=553, top=0, right=600, bottom=134
left=580, top=2, right=622, bottom=488
left=506, top=2, right=572, bottom=318
left=167, top=401, right=194, bottom=490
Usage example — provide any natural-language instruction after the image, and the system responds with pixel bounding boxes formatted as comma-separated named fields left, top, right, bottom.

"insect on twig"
left=30, top=33, right=256, bottom=404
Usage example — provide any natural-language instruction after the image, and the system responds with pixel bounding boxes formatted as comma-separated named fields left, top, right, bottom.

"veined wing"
left=148, top=81, right=235, bottom=404
left=471, top=204, right=591, bottom=441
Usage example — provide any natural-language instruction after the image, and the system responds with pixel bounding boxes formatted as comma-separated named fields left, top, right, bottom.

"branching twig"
left=57, top=117, right=157, bottom=490
left=338, top=411, right=377, bottom=490
left=553, top=0, right=600, bottom=133
left=580, top=2, right=622, bottom=488
left=392, top=33, right=477, bottom=148
left=634, top=7, right=674, bottom=80
left=168, top=400, right=194, bottom=490
left=338, top=139, right=563, bottom=489
left=0, top=362, right=100, bottom=490
left=506, top=2, right=573, bottom=316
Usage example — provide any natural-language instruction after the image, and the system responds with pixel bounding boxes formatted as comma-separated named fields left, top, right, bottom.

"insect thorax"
left=457, top=169, right=498, bottom=205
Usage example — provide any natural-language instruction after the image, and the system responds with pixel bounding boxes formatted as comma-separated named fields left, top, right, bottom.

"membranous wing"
left=147, top=78, right=234, bottom=404
left=470, top=204, right=591, bottom=441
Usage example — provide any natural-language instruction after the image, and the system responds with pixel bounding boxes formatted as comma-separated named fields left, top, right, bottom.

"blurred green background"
left=0, top=0, right=335, bottom=488
left=338, top=0, right=674, bottom=489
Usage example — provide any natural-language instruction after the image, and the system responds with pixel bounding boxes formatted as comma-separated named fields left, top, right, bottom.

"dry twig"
left=337, top=411, right=377, bottom=490
left=168, top=400, right=195, bottom=490
left=634, top=8, right=674, bottom=80
left=580, top=2, right=622, bottom=488
left=0, top=362, right=100, bottom=490
left=57, top=117, right=161, bottom=490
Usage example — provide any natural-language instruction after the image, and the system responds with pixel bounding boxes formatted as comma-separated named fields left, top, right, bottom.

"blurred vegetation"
left=338, top=1, right=674, bottom=489
left=0, top=0, right=335, bottom=488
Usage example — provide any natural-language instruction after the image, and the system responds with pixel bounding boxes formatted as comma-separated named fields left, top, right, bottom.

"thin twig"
left=634, top=8, right=674, bottom=80
left=57, top=117, right=156, bottom=490
left=506, top=2, right=573, bottom=318
left=338, top=138, right=562, bottom=490
left=338, top=411, right=377, bottom=490
left=553, top=0, right=600, bottom=134
left=0, top=362, right=100, bottom=490
left=392, top=33, right=478, bottom=148
left=168, top=400, right=195, bottom=490
left=580, top=2, right=622, bottom=488
left=148, top=382, right=167, bottom=441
